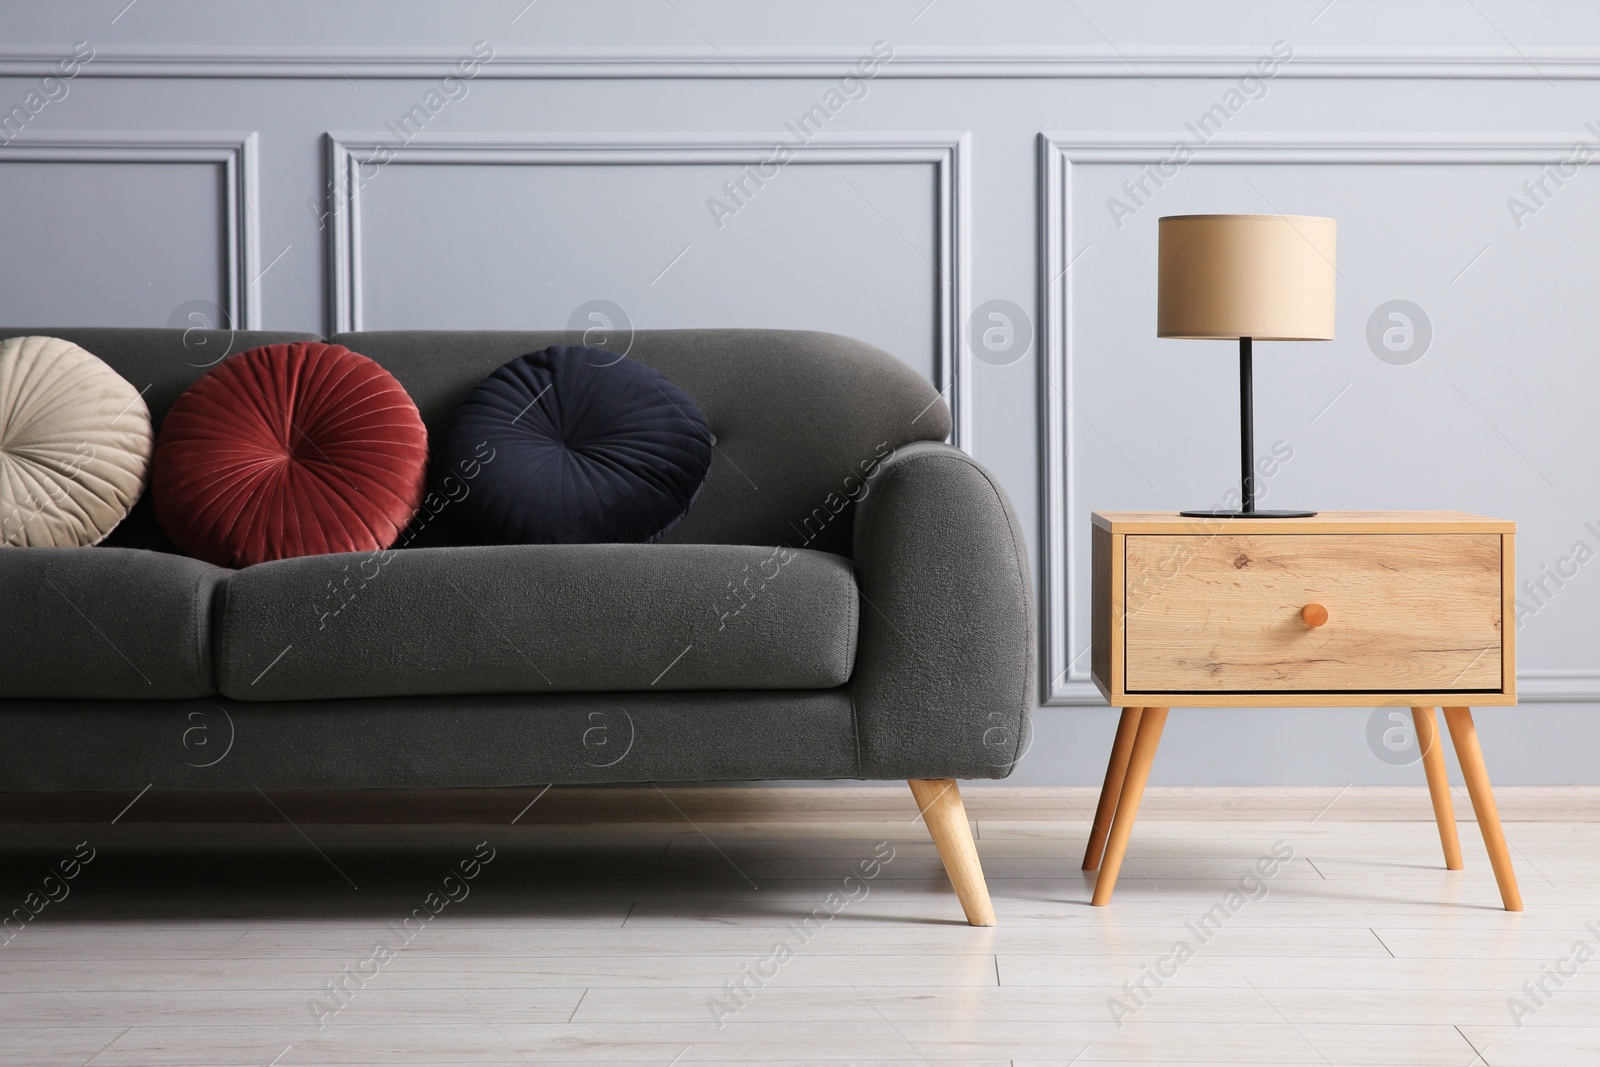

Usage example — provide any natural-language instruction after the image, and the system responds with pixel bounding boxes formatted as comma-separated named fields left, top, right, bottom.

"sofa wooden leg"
left=908, top=778, right=996, bottom=927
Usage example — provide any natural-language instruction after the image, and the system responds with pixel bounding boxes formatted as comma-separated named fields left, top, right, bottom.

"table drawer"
left=1123, top=533, right=1504, bottom=693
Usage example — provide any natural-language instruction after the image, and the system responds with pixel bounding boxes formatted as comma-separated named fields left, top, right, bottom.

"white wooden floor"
left=3, top=787, right=1598, bottom=1065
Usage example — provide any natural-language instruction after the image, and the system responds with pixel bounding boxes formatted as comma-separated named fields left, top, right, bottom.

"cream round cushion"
left=0, top=336, right=153, bottom=547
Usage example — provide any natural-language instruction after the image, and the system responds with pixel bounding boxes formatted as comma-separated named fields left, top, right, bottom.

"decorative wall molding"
left=1038, top=132, right=1598, bottom=706
left=7, top=45, right=1600, bottom=80
left=325, top=132, right=972, bottom=449
left=0, top=132, right=261, bottom=329
left=1517, top=670, right=1600, bottom=702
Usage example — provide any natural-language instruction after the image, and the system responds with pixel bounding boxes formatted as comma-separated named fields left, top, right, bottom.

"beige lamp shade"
left=1157, top=214, right=1337, bottom=340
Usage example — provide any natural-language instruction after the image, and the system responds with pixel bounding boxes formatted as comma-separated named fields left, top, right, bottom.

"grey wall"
left=2, top=1, right=1597, bottom=785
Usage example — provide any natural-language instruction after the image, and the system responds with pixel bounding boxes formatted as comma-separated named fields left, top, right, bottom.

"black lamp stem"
left=1239, top=336, right=1254, bottom=513
left=1179, top=334, right=1313, bottom=520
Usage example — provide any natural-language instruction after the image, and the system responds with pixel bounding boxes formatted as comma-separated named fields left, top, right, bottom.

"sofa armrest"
left=850, top=441, right=1034, bottom=779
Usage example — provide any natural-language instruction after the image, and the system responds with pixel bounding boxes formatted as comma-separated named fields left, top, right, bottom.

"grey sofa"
left=0, top=328, right=1033, bottom=925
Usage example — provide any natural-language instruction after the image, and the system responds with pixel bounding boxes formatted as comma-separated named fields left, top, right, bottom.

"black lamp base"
left=1179, top=509, right=1318, bottom=519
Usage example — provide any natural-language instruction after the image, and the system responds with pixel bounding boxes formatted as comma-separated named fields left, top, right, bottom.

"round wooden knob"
left=1302, top=603, right=1329, bottom=627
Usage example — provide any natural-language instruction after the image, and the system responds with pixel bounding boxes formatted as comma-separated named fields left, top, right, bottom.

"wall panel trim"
left=0, top=132, right=261, bottom=330
left=7, top=45, right=1600, bottom=80
left=1038, top=132, right=1597, bottom=705
left=325, top=132, right=972, bottom=449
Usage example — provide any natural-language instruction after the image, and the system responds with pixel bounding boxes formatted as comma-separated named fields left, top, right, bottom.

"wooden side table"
left=1085, top=511, right=1522, bottom=911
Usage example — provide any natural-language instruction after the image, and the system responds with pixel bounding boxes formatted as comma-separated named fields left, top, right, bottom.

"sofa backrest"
left=1, top=327, right=950, bottom=558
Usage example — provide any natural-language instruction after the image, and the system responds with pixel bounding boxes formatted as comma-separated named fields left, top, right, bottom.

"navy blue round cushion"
left=442, top=346, right=712, bottom=544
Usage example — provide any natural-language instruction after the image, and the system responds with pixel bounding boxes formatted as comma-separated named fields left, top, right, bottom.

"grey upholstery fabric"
left=0, top=547, right=228, bottom=699
left=0, top=691, right=859, bottom=790
left=331, top=330, right=950, bottom=556
left=0, top=327, right=1032, bottom=789
left=852, top=442, right=1034, bottom=779
left=0, top=328, right=321, bottom=553
left=216, top=544, right=858, bottom=700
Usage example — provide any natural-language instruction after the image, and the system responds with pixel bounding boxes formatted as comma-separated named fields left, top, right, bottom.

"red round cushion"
left=152, top=342, right=428, bottom=568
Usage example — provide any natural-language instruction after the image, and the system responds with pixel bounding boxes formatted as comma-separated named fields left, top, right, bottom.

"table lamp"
left=1157, top=213, right=1336, bottom=518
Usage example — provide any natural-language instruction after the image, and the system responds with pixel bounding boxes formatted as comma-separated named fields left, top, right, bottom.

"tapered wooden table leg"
left=908, top=779, right=996, bottom=927
left=1091, top=707, right=1168, bottom=906
left=1084, top=707, right=1144, bottom=870
left=1442, top=707, right=1522, bottom=911
left=1412, top=706, right=1463, bottom=871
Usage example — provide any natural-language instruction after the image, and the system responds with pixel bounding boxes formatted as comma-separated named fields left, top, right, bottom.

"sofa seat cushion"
left=216, top=544, right=858, bottom=700
left=0, top=547, right=228, bottom=698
